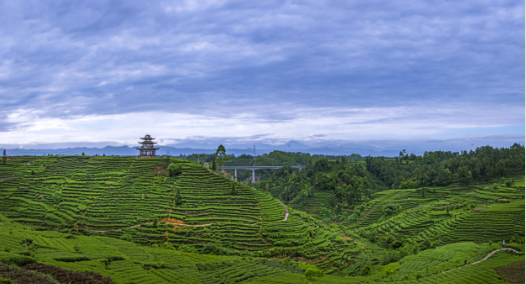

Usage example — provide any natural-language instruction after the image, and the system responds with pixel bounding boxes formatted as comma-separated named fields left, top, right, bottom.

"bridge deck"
left=221, top=166, right=306, bottom=170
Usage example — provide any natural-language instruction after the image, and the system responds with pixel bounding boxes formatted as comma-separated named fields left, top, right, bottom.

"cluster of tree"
left=365, top=144, right=524, bottom=190
left=256, top=156, right=384, bottom=217
left=182, top=150, right=363, bottom=182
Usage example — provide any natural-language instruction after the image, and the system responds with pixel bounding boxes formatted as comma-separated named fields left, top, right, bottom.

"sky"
left=0, top=0, right=524, bottom=152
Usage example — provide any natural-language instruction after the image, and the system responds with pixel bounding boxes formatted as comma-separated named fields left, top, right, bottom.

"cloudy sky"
left=0, top=0, right=524, bottom=150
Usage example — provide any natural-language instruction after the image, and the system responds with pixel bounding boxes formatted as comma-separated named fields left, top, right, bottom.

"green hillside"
left=0, top=152, right=524, bottom=283
left=0, top=156, right=355, bottom=265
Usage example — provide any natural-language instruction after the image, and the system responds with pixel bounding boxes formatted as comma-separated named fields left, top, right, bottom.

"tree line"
left=366, top=143, right=524, bottom=190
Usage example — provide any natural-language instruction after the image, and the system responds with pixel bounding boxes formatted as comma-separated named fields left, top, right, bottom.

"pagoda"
left=137, top=134, right=160, bottom=157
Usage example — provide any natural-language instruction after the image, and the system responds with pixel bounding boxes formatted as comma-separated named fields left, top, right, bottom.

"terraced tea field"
left=0, top=155, right=524, bottom=283
left=0, top=156, right=355, bottom=266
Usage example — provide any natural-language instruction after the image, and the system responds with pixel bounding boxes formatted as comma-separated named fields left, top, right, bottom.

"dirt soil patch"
left=23, top=262, right=115, bottom=284
left=160, top=217, right=186, bottom=230
left=340, top=236, right=353, bottom=242
left=0, top=263, right=57, bottom=284
left=494, top=260, right=525, bottom=284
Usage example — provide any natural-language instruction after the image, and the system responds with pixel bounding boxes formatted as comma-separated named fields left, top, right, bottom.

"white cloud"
left=2, top=104, right=522, bottom=146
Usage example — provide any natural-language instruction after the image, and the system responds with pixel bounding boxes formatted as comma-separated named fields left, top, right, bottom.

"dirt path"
left=443, top=248, right=519, bottom=273
left=274, top=199, right=289, bottom=221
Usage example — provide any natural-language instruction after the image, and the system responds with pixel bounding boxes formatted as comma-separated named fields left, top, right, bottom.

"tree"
left=458, top=166, right=473, bottom=185
left=175, top=188, right=184, bottom=205
left=231, top=183, right=237, bottom=195
left=442, top=168, right=452, bottom=186
left=213, top=145, right=229, bottom=170
left=2, top=150, right=6, bottom=165
left=81, top=152, right=85, bottom=156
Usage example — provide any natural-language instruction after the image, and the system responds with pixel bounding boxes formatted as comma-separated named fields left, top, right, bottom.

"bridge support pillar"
left=252, top=169, right=255, bottom=183
left=235, top=168, right=237, bottom=180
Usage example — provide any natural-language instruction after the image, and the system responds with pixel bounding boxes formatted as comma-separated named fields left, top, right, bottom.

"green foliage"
left=304, top=267, right=324, bottom=279
left=51, top=190, right=62, bottom=204
left=161, top=241, right=175, bottom=250
left=201, top=242, right=217, bottom=254
left=120, top=233, right=132, bottom=242
left=0, top=152, right=523, bottom=283
left=178, top=244, right=197, bottom=253
left=213, top=144, right=229, bottom=170
left=0, top=253, right=35, bottom=267
left=174, top=188, right=184, bottom=205
left=383, top=203, right=397, bottom=216
left=168, top=163, right=183, bottom=177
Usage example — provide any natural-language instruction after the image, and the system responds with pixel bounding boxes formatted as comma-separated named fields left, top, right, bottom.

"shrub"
left=120, top=233, right=132, bottom=242
left=52, top=191, right=62, bottom=204
left=305, top=268, right=325, bottom=279
left=168, top=163, right=183, bottom=177
left=175, top=188, right=184, bottom=205
left=178, top=244, right=197, bottom=253
left=0, top=253, right=35, bottom=267
left=201, top=243, right=217, bottom=255
left=161, top=242, right=175, bottom=250
left=361, top=266, right=371, bottom=276
left=383, top=203, right=397, bottom=216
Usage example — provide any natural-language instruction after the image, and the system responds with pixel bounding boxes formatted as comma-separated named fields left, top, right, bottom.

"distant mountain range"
left=2, top=139, right=520, bottom=157
left=1, top=143, right=402, bottom=157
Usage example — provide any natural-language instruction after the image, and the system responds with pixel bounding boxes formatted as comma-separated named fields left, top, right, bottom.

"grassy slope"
left=0, top=156, right=354, bottom=265
left=0, top=156, right=524, bottom=283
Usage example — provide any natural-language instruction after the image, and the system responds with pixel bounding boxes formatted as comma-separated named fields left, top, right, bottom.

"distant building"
left=137, top=134, right=159, bottom=158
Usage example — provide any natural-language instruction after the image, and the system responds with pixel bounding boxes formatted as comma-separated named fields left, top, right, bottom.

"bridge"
left=221, top=166, right=307, bottom=182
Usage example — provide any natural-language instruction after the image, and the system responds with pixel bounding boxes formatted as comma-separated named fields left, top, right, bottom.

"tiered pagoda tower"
left=137, top=134, right=159, bottom=157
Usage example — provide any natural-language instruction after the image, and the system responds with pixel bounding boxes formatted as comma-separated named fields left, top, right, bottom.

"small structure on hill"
left=137, top=134, right=159, bottom=158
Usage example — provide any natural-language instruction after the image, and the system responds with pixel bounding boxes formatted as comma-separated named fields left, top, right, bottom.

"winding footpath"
left=275, top=199, right=289, bottom=221
left=443, top=248, right=519, bottom=273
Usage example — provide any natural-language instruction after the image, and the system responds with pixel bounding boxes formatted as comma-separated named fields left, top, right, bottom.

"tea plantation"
left=0, top=154, right=524, bottom=283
